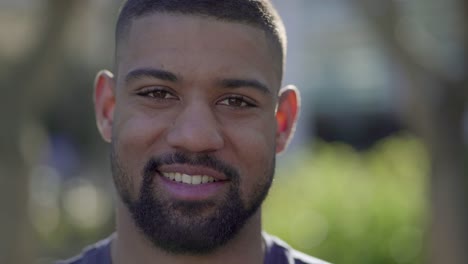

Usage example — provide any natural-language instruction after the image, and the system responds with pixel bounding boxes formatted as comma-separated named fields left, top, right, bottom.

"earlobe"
left=275, top=85, right=300, bottom=153
left=94, top=70, right=116, bottom=143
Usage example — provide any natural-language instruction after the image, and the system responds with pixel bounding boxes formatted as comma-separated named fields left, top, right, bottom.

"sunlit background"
left=1, top=1, right=467, bottom=264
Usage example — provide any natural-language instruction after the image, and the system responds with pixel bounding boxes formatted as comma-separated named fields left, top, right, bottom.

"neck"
left=111, top=201, right=265, bottom=264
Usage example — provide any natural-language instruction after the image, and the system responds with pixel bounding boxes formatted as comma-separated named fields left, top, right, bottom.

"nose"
left=166, top=102, right=224, bottom=153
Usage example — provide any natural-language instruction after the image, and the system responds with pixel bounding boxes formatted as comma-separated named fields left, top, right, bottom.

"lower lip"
left=157, top=174, right=228, bottom=201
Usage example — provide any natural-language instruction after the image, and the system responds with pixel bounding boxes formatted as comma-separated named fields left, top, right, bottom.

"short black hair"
left=115, top=0, right=286, bottom=74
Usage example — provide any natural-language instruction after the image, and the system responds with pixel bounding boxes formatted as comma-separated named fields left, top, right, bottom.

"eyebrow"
left=125, top=67, right=178, bottom=83
left=124, top=67, right=271, bottom=94
left=220, top=78, right=271, bottom=94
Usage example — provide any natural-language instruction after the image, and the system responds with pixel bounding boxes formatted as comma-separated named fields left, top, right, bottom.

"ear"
left=275, top=85, right=300, bottom=153
left=94, top=70, right=116, bottom=143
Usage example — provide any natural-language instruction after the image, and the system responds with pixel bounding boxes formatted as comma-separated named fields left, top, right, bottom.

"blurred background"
left=0, top=0, right=467, bottom=264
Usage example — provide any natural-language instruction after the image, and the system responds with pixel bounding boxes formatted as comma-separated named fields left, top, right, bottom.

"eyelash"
left=136, top=88, right=257, bottom=108
left=218, top=95, right=257, bottom=108
left=136, top=87, right=177, bottom=100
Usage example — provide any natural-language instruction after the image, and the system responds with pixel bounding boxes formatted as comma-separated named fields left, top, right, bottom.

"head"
left=94, top=0, right=299, bottom=255
left=114, top=0, right=287, bottom=78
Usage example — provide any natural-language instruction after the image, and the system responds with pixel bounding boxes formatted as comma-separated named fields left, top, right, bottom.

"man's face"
left=97, top=14, right=292, bottom=254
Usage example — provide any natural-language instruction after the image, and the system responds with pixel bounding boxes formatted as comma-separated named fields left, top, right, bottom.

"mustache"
left=143, top=152, right=239, bottom=181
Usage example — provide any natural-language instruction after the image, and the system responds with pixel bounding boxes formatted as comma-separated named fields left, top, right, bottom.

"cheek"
left=114, top=102, right=173, bottom=152
left=224, top=116, right=277, bottom=192
left=224, top=111, right=277, bottom=149
left=112, top=106, right=171, bottom=188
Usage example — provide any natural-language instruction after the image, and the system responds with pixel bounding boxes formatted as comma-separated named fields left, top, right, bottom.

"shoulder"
left=55, top=234, right=114, bottom=264
left=263, top=232, right=331, bottom=264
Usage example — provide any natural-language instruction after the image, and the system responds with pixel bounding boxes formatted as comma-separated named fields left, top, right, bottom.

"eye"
left=136, top=87, right=178, bottom=100
left=218, top=95, right=256, bottom=108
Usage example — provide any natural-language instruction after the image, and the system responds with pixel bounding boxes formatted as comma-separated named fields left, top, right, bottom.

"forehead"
left=115, top=13, right=282, bottom=90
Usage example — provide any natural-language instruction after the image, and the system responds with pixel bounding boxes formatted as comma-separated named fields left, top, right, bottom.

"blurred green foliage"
left=263, top=134, right=429, bottom=264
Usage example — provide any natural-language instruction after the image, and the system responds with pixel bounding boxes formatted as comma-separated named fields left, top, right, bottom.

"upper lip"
left=158, top=164, right=228, bottom=181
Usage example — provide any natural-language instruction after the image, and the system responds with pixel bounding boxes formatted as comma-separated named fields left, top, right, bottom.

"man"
left=59, top=0, right=329, bottom=263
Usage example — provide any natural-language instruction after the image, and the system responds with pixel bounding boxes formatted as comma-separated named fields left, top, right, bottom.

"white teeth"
left=162, top=173, right=216, bottom=185
left=175, top=173, right=182, bottom=182
left=191, top=175, right=202, bottom=185
left=202, top=175, right=209, bottom=183
left=182, top=174, right=191, bottom=184
left=169, top=173, right=175, bottom=180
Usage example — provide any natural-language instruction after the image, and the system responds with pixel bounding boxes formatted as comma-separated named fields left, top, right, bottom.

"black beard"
left=111, top=151, right=274, bottom=255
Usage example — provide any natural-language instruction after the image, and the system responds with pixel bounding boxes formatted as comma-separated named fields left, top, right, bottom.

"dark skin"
left=94, top=13, right=299, bottom=264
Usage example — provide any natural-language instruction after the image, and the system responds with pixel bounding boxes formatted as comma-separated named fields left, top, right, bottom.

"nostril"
left=166, top=116, right=224, bottom=152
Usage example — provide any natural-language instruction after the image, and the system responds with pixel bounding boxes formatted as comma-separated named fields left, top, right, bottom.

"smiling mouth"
left=161, top=172, right=220, bottom=185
